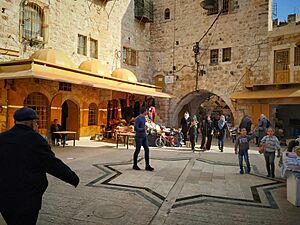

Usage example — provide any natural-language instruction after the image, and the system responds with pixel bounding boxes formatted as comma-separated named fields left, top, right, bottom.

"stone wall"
left=0, top=0, right=152, bottom=83
left=150, top=0, right=270, bottom=126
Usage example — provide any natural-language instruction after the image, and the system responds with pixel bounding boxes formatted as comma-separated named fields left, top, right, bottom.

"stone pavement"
left=0, top=138, right=299, bottom=225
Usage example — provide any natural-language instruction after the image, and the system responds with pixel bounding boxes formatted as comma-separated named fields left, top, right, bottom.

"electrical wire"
left=198, top=9, right=223, bottom=43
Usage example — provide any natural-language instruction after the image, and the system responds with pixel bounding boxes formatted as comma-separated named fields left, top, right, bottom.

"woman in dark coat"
left=200, top=115, right=214, bottom=150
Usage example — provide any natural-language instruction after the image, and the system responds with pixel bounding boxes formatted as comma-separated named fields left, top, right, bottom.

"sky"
left=273, top=0, right=300, bottom=21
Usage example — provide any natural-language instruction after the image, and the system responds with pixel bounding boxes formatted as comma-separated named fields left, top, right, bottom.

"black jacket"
left=202, top=120, right=214, bottom=136
left=0, top=124, right=79, bottom=214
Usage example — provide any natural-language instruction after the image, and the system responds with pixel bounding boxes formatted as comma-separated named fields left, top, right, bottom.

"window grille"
left=21, top=1, right=43, bottom=40
left=295, top=47, right=300, bottom=66
left=59, top=82, right=72, bottom=91
left=222, top=48, right=231, bottom=62
left=210, top=49, right=219, bottom=64
left=78, top=34, right=87, bottom=55
left=90, top=38, right=98, bottom=59
left=222, top=0, right=230, bottom=13
left=88, top=103, right=98, bottom=126
left=24, top=92, right=49, bottom=129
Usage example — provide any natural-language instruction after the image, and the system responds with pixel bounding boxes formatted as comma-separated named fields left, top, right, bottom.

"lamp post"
left=193, top=42, right=200, bottom=91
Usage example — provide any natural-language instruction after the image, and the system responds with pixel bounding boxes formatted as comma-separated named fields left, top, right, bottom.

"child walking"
left=176, top=127, right=183, bottom=147
left=234, top=128, right=254, bottom=174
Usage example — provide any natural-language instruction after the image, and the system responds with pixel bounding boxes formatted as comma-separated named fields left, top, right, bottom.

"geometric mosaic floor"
left=87, top=157, right=285, bottom=209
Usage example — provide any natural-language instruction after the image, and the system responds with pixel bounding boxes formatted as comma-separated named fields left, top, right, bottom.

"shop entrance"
left=61, top=100, right=79, bottom=138
left=271, top=104, right=300, bottom=138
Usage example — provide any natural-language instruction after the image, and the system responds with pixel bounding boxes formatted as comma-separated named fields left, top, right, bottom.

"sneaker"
left=132, top=165, right=140, bottom=170
left=240, top=170, right=244, bottom=174
left=145, top=165, right=154, bottom=171
left=246, top=168, right=251, bottom=174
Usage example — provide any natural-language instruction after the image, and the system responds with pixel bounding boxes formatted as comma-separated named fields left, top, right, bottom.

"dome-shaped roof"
left=111, top=68, right=137, bottom=82
left=79, top=59, right=111, bottom=77
left=30, top=49, right=75, bottom=68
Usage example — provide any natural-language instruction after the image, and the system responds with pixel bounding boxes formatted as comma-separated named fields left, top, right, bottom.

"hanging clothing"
left=134, top=101, right=140, bottom=117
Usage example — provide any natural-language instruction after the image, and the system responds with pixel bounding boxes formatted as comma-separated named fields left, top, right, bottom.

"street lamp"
left=193, top=42, right=200, bottom=91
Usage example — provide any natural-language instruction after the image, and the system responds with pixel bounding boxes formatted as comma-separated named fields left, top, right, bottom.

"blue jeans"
left=264, top=151, right=275, bottom=176
left=238, top=149, right=251, bottom=173
left=177, top=137, right=182, bottom=147
left=218, top=136, right=225, bottom=151
left=133, top=136, right=150, bottom=166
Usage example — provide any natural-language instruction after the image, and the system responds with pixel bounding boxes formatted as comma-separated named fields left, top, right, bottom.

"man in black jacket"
left=0, top=107, right=80, bottom=225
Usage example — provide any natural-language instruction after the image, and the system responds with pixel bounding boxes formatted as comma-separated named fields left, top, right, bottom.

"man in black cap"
left=0, top=107, right=80, bottom=225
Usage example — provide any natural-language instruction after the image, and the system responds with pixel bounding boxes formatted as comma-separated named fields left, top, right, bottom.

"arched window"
left=88, top=103, right=98, bottom=126
left=24, top=92, right=49, bottom=128
left=164, top=8, right=170, bottom=20
left=21, top=1, right=43, bottom=40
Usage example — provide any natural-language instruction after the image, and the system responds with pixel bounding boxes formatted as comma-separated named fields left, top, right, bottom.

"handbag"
left=258, top=144, right=265, bottom=154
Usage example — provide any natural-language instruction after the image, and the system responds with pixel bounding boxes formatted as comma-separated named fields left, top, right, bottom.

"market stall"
left=281, top=150, right=300, bottom=206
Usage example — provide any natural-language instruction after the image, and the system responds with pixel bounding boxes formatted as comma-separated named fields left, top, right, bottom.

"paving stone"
left=1, top=140, right=299, bottom=225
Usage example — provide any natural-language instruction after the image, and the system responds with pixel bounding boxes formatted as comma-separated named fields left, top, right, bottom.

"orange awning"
left=231, top=88, right=300, bottom=100
left=0, top=59, right=173, bottom=98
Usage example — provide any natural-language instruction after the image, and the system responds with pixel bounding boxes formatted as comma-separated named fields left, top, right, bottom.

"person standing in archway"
left=188, top=116, right=198, bottom=151
left=200, top=115, right=214, bottom=150
left=216, top=115, right=230, bottom=152
left=180, top=111, right=191, bottom=145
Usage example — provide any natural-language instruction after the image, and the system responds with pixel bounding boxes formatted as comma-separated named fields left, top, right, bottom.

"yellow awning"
left=0, top=59, right=173, bottom=98
left=231, top=88, right=300, bottom=100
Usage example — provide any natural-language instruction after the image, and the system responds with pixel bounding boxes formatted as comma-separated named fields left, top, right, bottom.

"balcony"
left=134, top=0, right=153, bottom=23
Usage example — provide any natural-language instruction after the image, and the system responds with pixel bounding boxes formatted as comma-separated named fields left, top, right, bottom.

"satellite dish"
left=200, top=0, right=217, bottom=10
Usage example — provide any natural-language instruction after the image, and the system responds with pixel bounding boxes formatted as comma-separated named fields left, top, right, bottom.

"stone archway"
left=171, top=90, right=235, bottom=128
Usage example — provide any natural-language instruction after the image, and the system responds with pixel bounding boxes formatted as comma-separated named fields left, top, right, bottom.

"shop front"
left=231, top=87, right=300, bottom=139
left=0, top=49, right=172, bottom=139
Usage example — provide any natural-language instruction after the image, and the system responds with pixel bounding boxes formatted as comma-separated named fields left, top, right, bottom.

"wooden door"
left=251, top=104, right=270, bottom=125
left=274, top=49, right=290, bottom=83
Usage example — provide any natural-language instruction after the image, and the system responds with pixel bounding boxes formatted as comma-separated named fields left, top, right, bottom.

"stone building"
left=232, top=12, right=300, bottom=137
left=0, top=0, right=171, bottom=137
left=150, top=0, right=270, bottom=127
left=151, top=0, right=300, bottom=138
left=1, top=0, right=299, bottom=138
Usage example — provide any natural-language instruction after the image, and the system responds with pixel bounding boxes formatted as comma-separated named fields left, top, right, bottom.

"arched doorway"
left=173, top=90, right=234, bottom=128
left=61, top=99, right=79, bottom=138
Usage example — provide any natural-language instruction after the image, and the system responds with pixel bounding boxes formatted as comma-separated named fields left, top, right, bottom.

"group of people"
left=180, top=112, right=230, bottom=152
left=235, top=114, right=281, bottom=178
left=0, top=106, right=287, bottom=225
left=180, top=111, right=283, bottom=178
